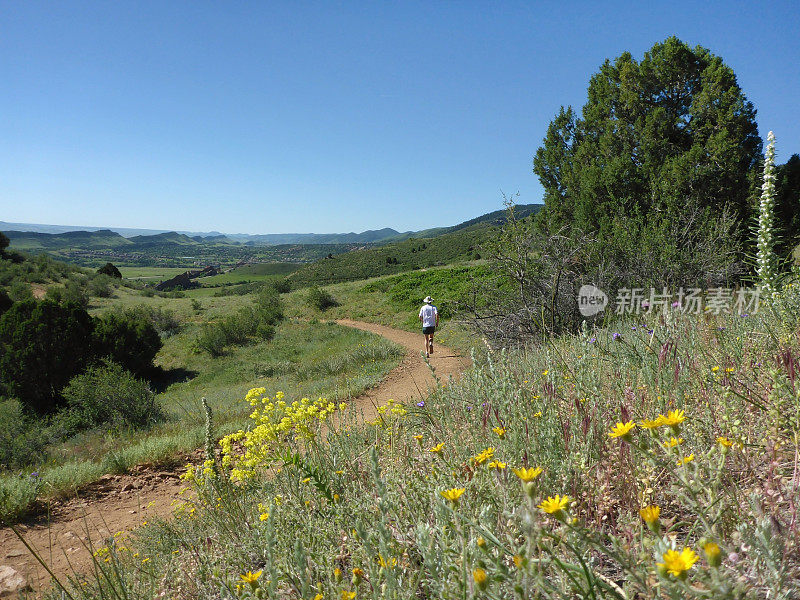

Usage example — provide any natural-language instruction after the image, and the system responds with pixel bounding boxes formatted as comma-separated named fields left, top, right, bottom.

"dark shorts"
left=422, top=326, right=436, bottom=335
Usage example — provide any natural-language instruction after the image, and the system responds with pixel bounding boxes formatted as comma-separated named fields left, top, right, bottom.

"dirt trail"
left=0, top=320, right=469, bottom=596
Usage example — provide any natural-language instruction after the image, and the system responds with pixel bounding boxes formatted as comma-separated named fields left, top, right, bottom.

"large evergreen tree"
left=534, top=37, right=762, bottom=244
left=775, top=154, right=800, bottom=258
left=0, top=300, right=95, bottom=413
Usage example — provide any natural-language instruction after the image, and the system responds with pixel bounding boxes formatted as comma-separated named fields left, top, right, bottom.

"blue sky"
left=1, top=1, right=798, bottom=234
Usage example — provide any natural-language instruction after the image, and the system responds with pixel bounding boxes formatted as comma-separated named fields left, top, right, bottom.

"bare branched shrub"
left=466, top=199, right=746, bottom=348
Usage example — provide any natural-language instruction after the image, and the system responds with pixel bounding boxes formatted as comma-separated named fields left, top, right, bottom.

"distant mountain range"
left=1, top=204, right=542, bottom=250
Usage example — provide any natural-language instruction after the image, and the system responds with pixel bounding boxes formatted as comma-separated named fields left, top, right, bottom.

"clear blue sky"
left=1, top=1, right=798, bottom=234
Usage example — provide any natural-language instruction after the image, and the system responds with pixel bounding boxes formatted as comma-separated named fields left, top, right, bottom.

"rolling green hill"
left=287, top=223, right=492, bottom=287
left=285, top=204, right=541, bottom=287
left=4, top=229, right=132, bottom=250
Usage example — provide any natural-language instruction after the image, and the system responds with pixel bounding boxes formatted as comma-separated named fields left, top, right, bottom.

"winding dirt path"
left=0, top=320, right=469, bottom=597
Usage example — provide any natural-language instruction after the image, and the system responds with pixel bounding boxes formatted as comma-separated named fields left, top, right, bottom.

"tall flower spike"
left=756, top=131, right=779, bottom=297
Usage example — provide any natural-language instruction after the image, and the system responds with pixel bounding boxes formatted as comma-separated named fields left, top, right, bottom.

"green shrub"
left=8, top=280, right=33, bottom=302
left=0, top=300, right=95, bottom=414
left=197, top=288, right=284, bottom=356
left=196, top=323, right=228, bottom=357
left=273, top=277, right=292, bottom=294
left=93, top=309, right=163, bottom=376
left=0, top=471, right=41, bottom=522
left=306, top=286, right=338, bottom=311
left=0, top=290, right=11, bottom=315
left=0, top=399, right=52, bottom=469
left=88, top=273, right=115, bottom=297
left=61, top=360, right=163, bottom=430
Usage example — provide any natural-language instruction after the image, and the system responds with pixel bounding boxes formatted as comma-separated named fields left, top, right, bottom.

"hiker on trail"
left=419, top=296, right=439, bottom=358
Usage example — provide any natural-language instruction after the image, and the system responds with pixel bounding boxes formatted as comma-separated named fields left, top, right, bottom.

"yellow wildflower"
left=259, top=512, right=270, bottom=521
left=640, top=505, right=660, bottom=523
left=677, top=454, right=695, bottom=466
left=661, top=409, right=685, bottom=427
left=640, top=505, right=661, bottom=533
left=473, top=567, right=488, bottom=590
left=658, top=547, right=698, bottom=578
left=240, top=570, right=262, bottom=584
left=487, top=460, right=506, bottom=470
left=538, top=494, right=571, bottom=520
left=472, top=447, right=495, bottom=465
left=640, top=416, right=664, bottom=429
left=351, top=568, right=364, bottom=585
left=492, top=426, right=506, bottom=439
left=716, top=436, right=733, bottom=448
left=440, top=488, right=466, bottom=505
left=608, top=421, right=636, bottom=440
left=663, top=437, right=683, bottom=448
left=512, top=466, right=543, bottom=483
left=533, top=411, right=543, bottom=418
left=702, top=542, right=722, bottom=567
left=429, top=442, right=445, bottom=454
left=341, top=592, right=356, bottom=600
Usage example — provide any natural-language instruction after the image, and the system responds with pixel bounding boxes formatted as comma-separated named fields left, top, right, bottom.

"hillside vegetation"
left=287, top=224, right=491, bottom=287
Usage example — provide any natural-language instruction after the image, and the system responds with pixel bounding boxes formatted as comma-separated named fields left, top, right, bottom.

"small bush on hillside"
left=123, top=304, right=182, bottom=337
left=61, top=360, right=163, bottom=430
left=8, top=280, right=34, bottom=302
left=306, top=286, right=338, bottom=311
left=44, top=279, right=89, bottom=309
left=93, top=309, right=163, bottom=376
left=0, top=399, right=52, bottom=470
left=88, top=273, right=115, bottom=298
left=197, top=288, right=284, bottom=356
left=273, top=277, right=291, bottom=294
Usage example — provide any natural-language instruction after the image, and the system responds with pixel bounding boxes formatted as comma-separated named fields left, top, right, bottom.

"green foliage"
left=0, top=290, right=11, bottom=315
left=0, top=399, right=52, bottom=470
left=44, top=279, right=90, bottom=308
left=61, top=360, right=164, bottom=431
left=97, top=262, right=122, bottom=278
left=775, top=154, right=800, bottom=258
left=88, top=273, right=116, bottom=297
left=79, top=287, right=800, bottom=599
left=534, top=37, right=761, bottom=249
left=288, top=224, right=493, bottom=287
left=93, top=308, right=163, bottom=376
left=0, top=300, right=95, bottom=413
left=306, top=286, right=338, bottom=311
left=0, top=231, right=8, bottom=253
left=362, top=264, right=497, bottom=322
left=197, top=288, right=284, bottom=356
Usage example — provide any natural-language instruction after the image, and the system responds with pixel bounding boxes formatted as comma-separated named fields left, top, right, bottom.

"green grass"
left=199, top=263, right=300, bottom=286
left=118, top=266, right=189, bottom=280
left=59, top=281, right=800, bottom=599
left=281, top=264, right=491, bottom=354
left=0, top=291, right=404, bottom=521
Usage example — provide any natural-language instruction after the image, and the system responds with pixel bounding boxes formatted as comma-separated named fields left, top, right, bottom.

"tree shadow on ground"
left=148, top=366, right=199, bottom=393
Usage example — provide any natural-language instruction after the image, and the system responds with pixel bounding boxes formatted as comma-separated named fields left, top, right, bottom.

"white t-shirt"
left=419, top=304, right=438, bottom=328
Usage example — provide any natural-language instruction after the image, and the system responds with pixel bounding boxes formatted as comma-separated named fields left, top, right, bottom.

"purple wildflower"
left=417, top=401, right=425, bottom=407
left=612, top=332, right=621, bottom=341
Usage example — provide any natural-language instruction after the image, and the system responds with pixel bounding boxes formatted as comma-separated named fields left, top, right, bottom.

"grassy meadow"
left=0, top=283, right=404, bottom=522
left=56, top=280, right=800, bottom=599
